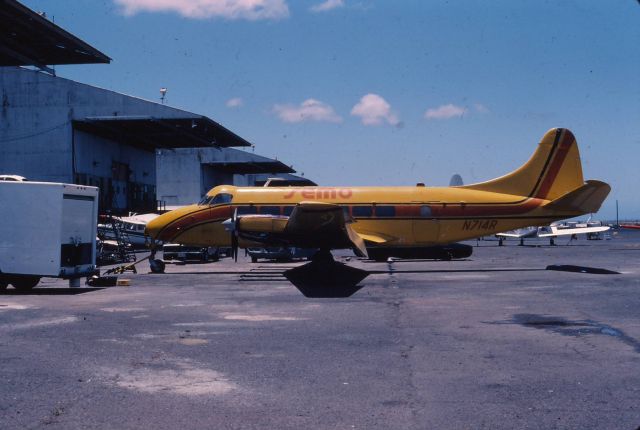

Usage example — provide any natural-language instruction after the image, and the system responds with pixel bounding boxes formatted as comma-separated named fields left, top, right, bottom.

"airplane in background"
left=145, top=128, right=610, bottom=297
left=98, top=212, right=160, bottom=248
left=496, top=220, right=611, bottom=246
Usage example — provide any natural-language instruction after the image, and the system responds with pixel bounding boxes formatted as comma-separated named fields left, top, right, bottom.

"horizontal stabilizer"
left=543, top=180, right=611, bottom=214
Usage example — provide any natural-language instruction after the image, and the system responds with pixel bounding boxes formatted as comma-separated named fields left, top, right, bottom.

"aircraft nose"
left=144, top=215, right=167, bottom=241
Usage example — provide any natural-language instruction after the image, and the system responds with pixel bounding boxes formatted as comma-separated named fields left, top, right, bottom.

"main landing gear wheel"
left=150, top=259, right=166, bottom=274
left=283, top=251, right=369, bottom=298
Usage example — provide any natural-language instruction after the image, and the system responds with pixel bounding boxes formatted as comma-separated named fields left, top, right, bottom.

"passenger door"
left=412, top=202, right=440, bottom=244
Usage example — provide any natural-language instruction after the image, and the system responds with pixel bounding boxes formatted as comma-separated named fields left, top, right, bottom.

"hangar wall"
left=0, top=67, right=202, bottom=211
left=74, top=130, right=157, bottom=211
left=156, top=147, right=278, bottom=206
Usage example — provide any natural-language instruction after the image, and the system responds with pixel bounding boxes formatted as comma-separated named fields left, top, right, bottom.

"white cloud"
left=350, top=93, right=399, bottom=126
left=474, top=103, right=490, bottom=114
left=114, top=0, right=290, bottom=21
left=273, top=99, right=342, bottom=123
left=226, top=97, right=244, bottom=108
left=310, top=0, right=344, bottom=12
left=424, top=103, right=467, bottom=120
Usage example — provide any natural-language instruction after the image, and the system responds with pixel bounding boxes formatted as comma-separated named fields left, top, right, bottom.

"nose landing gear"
left=149, top=241, right=165, bottom=274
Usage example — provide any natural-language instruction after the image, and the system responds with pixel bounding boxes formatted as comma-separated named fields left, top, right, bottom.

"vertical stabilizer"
left=461, top=128, right=584, bottom=200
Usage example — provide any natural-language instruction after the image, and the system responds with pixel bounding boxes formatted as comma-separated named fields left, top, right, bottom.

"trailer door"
left=60, top=194, right=96, bottom=272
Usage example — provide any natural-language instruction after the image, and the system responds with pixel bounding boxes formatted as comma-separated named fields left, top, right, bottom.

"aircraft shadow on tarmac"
left=0, top=287, right=104, bottom=295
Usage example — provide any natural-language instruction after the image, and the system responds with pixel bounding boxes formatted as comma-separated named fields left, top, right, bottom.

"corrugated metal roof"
left=0, top=0, right=110, bottom=69
left=73, top=116, right=252, bottom=150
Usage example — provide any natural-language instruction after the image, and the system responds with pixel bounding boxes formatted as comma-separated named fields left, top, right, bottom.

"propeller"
left=223, top=208, right=240, bottom=262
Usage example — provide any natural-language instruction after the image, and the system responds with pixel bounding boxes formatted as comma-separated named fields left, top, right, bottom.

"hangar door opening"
left=201, top=165, right=233, bottom=197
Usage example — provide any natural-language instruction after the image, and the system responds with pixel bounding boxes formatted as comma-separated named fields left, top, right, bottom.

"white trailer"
left=0, top=181, right=99, bottom=290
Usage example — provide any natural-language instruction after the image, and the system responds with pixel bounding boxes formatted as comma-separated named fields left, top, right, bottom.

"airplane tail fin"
left=461, top=128, right=585, bottom=201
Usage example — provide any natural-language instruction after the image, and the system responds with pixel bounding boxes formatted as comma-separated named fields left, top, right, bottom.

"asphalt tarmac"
left=1, top=230, right=639, bottom=429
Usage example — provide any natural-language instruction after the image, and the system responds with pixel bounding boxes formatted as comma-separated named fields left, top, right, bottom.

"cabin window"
left=341, top=206, right=350, bottom=219
left=236, top=205, right=257, bottom=215
left=375, top=206, right=396, bottom=217
left=260, top=206, right=281, bottom=216
left=352, top=206, right=373, bottom=217
left=210, top=193, right=233, bottom=205
left=420, top=205, right=432, bottom=217
left=283, top=206, right=294, bottom=216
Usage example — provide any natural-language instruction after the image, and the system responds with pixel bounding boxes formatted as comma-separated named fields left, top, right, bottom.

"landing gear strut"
left=283, top=250, right=369, bottom=298
left=148, top=242, right=165, bottom=274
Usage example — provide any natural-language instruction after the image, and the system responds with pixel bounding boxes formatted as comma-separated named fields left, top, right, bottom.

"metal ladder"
left=106, top=214, right=137, bottom=265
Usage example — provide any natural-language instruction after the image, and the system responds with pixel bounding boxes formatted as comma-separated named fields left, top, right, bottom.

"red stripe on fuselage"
left=429, top=198, right=544, bottom=218
left=157, top=206, right=233, bottom=242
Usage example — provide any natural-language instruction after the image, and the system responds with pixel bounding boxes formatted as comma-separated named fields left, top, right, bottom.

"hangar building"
left=0, top=0, right=312, bottom=213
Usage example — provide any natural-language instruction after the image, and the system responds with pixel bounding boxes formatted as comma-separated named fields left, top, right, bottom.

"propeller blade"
left=231, top=208, right=239, bottom=262
left=232, top=232, right=238, bottom=262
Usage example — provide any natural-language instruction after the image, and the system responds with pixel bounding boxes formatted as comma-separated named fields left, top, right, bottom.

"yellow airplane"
left=145, top=128, right=610, bottom=297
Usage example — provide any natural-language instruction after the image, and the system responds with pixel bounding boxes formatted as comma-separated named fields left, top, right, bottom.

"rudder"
left=461, top=128, right=584, bottom=200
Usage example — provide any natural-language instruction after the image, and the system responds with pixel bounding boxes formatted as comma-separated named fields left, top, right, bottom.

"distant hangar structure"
left=0, top=0, right=312, bottom=214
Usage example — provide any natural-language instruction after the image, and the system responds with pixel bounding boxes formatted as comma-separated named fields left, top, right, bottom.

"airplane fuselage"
left=147, top=184, right=579, bottom=249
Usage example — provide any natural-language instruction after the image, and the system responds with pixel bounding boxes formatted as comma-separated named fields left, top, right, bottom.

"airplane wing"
left=357, top=232, right=391, bottom=244
left=496, top=232, right=528, bottom=238
left=283, top=202, right=368, bottom=257
left=495, top=227, right=539, bottom=238
left=235, top=201, right=368, bottom=257
left=538, top=225, right=610, bottom=238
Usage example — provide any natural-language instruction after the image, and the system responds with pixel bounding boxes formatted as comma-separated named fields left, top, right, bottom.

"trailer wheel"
left=10, top=276, right=40, bottom=291
left=0, top=277, right=7, bottom=290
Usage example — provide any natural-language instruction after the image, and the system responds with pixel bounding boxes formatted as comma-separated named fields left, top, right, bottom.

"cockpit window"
left=198, top=193, right=233, bottom=206
left=198, top=195, right=212, bottom=205
left=211, top=193, right=233, bottom=205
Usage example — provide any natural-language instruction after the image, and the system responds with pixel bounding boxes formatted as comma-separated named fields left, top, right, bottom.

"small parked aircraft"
left=496, top=220, right=611, bottom=245
left=145, top=128, right=610, bottom=297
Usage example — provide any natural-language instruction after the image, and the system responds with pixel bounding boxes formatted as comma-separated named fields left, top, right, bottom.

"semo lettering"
left=462, top=219, right=498, bottom=231
left=283, top=188, right=353, bottom=199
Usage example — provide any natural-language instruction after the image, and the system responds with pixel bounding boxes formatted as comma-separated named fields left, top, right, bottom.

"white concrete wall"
left=0, top=67, right=208, bottom=209
left=73, top=130, right=156, bottom=185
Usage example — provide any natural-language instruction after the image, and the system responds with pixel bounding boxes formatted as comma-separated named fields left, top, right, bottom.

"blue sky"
left=23, top=0, right=640, bottom=219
